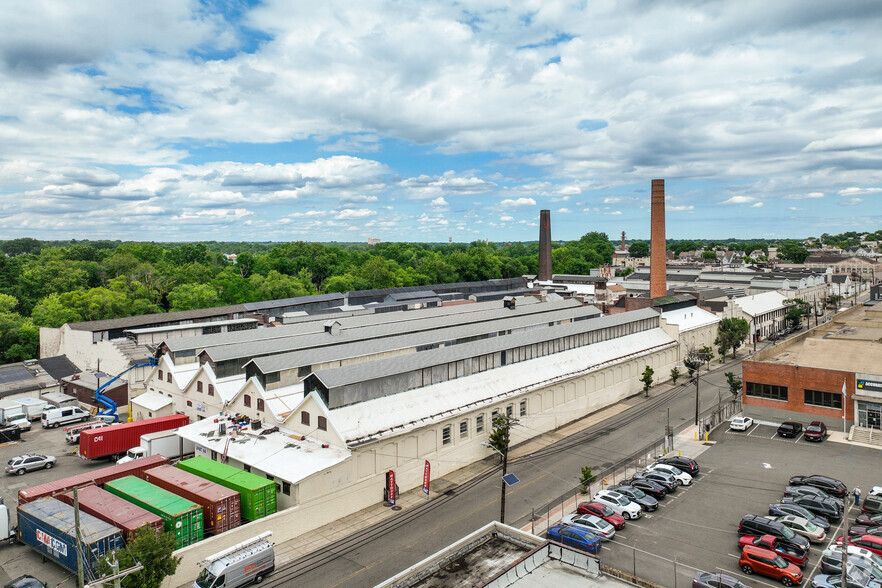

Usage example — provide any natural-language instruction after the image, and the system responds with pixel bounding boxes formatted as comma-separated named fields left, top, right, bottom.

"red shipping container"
left=57, top=485, right=163, bottom=542
left=79, top=414, right=190, bottom=460
left=142, top=464, right=241, bottom=536
left=18, top=455, right=170, bottom=505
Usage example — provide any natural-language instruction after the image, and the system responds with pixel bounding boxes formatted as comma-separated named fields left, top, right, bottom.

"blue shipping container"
left=17, top=497, right=124, bottom=579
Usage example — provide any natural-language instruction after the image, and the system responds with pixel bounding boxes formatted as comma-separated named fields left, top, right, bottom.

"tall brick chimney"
left=538, top=209, right=552, bottom=281
left=650, top=179, right=666, bottom=298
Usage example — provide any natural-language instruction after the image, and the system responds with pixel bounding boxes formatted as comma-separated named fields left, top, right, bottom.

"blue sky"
left=1, top=0, right=881, bottom=243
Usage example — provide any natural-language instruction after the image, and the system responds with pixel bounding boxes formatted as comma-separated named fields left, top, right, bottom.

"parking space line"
left=746, top=425, right=757, bottom=436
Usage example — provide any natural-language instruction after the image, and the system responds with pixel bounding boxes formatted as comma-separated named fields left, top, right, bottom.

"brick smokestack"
left=650, top=179, right=666, bottom=298
left=538, top=209, right=552, bottom=281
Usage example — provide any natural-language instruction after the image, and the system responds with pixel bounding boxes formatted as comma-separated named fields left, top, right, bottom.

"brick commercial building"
left=742, top=304, right=882, bottom=432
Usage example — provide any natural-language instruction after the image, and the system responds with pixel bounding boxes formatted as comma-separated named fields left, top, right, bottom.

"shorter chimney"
left=538, top=209, right=552, bottom=281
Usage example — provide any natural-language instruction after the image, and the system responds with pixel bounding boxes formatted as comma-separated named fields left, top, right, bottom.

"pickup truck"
left=64, top=421, right=110, bottom=444
left=738, top=533, right=808, bottom=567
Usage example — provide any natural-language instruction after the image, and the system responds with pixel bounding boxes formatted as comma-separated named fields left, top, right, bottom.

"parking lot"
left=583, top=421, right=879, bottom=586
left=0, top=420, right=114, bottom=587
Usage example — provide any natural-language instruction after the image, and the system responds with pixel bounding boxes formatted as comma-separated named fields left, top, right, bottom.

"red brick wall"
left=650, top=179, right=666, bottom=298
left=742, top=360, right=853, bottom=421
left=63, top=382, right=128, bottom=410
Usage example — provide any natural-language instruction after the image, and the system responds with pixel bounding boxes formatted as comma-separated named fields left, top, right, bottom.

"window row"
left=745, top=382, right=788, bottom=401
left=441, top=400, right=528, bottom=446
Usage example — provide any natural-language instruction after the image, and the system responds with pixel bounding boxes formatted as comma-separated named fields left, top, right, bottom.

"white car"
left=771, top=514, right=826, bottom=543
left=593, top=490, right=642, bottom=520
left=8, top=417, right=31, bottom=432
left=561, top=514, right=616, bottom=541
left=646, top=463, right=692, bottom=486
left=730, top=416, right=754, bottom=431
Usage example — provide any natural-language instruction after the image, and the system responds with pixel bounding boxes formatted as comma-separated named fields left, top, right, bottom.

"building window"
left=746, top=382, right=788, bottom=401
left=282, top=481, right=291, bottom=496
left=519, top=400, right=527, bottom=417
left=257, top=398, right=265, bottom=412
left=208, top=384, right=214, bottom=396
left=298, top=365, right=311, bottom=378
left=460, top=420, right=468, bottom=438
left=186, top=401, right=192, bottom=407
left=167, top=373, right=172, bottom=383
left=301, top=411, right=310, bottom=426
left=158, top=370, right=164, bottom=380
left=197, top=382, right=203, bottom=393
left=442, top=426, right=451, bottom=445
left=211, top=450, right=217, bottom=460
left=244, top=394, right=251, bottom=408
left=318, top=416, right=327, bottom=431
left=476, top=414, right=484, bottom=433
left=492, top=409, right=500, bottom=420
left=506, top=404, right=514, bottom=418
left=804, top=389, right=843, bottom=409
left=244, top=464, right=251, bottom=472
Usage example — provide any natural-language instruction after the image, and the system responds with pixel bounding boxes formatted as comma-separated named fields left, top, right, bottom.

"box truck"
left=195, top=532, right=274, bottom=588
left=0, top=399, right=25, bottom=426
left=14, top=397, right=47, bottom=420
left=117, top=430, right=196, bottom=464
left=79, top=414, right=189, bottom=460
left=17, top=497, right=124, bottom=577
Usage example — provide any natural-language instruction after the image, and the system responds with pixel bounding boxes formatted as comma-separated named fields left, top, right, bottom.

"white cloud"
left=604, top=210, right=622, bottom=215
left=430, top=196, right=448, bottom=207
left=720, top=196, right=759, bottom=205
left=499, top=198, right=537, bottom=207
left=334, top=208, right=377, bottom=219
left=839, top=187, right=882, bottom=196
left=666, top=205, right=694, bottom=211
left=500, top=215, right=514, bottom=221
left=783, top=192, right=823, bottom=200
left=556, top=208, right=572, bottom=214
left=838, top=198, right=863, bottom=206
left=751, top=202, right=764, bottom=208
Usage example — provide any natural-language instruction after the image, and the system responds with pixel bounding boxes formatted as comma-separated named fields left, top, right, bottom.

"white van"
left=195, top=533, right=274, bottom=588
left=42, top=406, right=92, bottom=428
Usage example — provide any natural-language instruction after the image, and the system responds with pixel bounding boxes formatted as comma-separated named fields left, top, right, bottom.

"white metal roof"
left=732, top=291, right=788, bottom=317
left=131, top=390, right=173, bottom=411
left=330, top=327, right=677, bottom=445
left=661, top=307, right=720, bottom=332
left=173, top=416, right=350, bottom=485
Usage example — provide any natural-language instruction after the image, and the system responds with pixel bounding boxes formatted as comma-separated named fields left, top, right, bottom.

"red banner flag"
left=387, top=470, right=396, bottom=505
left=422, top=461, right=431, bottom=495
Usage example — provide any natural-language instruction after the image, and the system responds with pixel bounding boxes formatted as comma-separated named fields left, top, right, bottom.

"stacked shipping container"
left=104, top=476, right=204, bottom=548
left=57, top=485, right=164, bottom=542
left=177, top=456, right=277, bottom=521
left=141, top=464, right=241, bottom=536
left=79, top=414, right=189, bottom=460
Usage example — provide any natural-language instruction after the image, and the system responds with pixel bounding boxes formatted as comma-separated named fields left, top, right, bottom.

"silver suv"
left=5, top=454, right=56, bottom=476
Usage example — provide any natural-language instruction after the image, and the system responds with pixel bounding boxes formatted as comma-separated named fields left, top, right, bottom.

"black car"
left=3, top=576, right=48, bottom=588
left=609, top=484, right=659, bottom=511
left=657, top=455, right=699, bottom=476
left=783, top=485, right=845, bottom=508
left=632, top=470, right=678, bottom=492
left=737, top=514, right=811, bottom=551
left=768, top=503, right=831, bottom=532
left=788, top=475, right=847, bottom=498
left=777, top=421, right=803, bottom=437
left=692, top=571, right=748, bottom=588
left=627, top=478, right=667, bottom=499
left=781, top=495, right=842, bottom=522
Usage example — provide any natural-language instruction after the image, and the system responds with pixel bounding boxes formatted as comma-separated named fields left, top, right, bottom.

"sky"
left=1, top=0, right=881, bottom=244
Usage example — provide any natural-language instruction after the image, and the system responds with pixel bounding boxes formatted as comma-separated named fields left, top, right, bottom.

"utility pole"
left=485, top=415, right=516, bottom=525
left=74, top=488, right=85, bottom=588
left=500, top=423, right=509, bottom=525
left=694, top=370, right=700, bottom=427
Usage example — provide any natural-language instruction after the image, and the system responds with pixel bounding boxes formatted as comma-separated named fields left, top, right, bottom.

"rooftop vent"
left=503, top=296, right=516, bottom=310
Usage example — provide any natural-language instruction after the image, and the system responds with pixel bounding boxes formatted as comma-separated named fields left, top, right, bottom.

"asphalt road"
left=267, top=361, right=744, bottom=588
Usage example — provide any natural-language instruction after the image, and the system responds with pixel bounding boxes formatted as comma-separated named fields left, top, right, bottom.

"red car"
left=836, top=534, right=882, bottom=555
left=738, top=544, right=803, bottom=586
left=576, top=501, right=625, bottom=530
left=738, top=534, right=808, bottom=567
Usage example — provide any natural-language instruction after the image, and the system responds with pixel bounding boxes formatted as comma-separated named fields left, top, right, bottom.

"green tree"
left=167, top=283, right=220, bottom=311
left=670, top=366, right=681, bottom=384
left=714, top=317, right=750, bottom=359
left=701, top=250, right=717, bottom=260
left=640, top=365, right=654, bottom=397
left=487, top=414, right=512, bottom=457
left=30, top=293, right=82, bottom=327
left=579, top=466, right=596, bottom=493
left=0, top=237, right=42, bottom=257
left=628, top=241, right=649, bottom=258
left=249, top=270, right=308, bottom=301
left=777, top=241, right=809, bottom=264
left=700, top=345, right=714, bottom=370
left=725, top=372, right=743, bottom=397
left=784, top=298, right=811, bottom=329
left=97, top=526, right=181, bottom=588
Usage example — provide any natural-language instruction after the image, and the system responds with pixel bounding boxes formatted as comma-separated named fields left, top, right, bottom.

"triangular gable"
left=143, top=354, right=176, bottom=387
left=283, top=391, right=346, bottom=448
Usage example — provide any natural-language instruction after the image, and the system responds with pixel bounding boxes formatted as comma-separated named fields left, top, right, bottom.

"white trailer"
left=15, top=397, right=48, bottom=420
left=117, top=429, right=195, bottom=464
left=0, top=399, right=25, bottom=426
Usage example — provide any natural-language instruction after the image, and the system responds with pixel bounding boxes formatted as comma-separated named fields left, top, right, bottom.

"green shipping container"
left=103, top=476, right=203, bottom=548
left=177, top=456, right=277, bottom=521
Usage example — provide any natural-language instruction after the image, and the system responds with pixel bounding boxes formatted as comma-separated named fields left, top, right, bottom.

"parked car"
left=8, top=417, right=31, bottom=432
left=777, top=422, right=804, bottom=438
left=561, top=514, right=616, bottom=541
left=3, top=576, right=48, bottom=588
left=819, top=553, right=882, bottom=577
left=5, top=454, right=56, bottom=476
left=856, top=513, right=882, bottom=527
left=691, top=571, right=748, bottom=588
left=730, top=416, right=754, bottom=431
left=849, top=525, right=882, bottom=538
left=738, top=534, right=808, bottom=568
left=804, top=421, right=828, bottom=442
left=738, top=514, right=811, bottom=551
left=789, top=475, right=848, bottom=498
left=862, top=494, right=882, bottom=516
left=576, top=501, right=626, bottom=529
left=546, top=524, right=601, bottom=554
left=592, top=490, right=642, bottom=520
left=784, top=485, right=845, bottom=508
left=647, top=462, right=693, bottom=485
left=781, top=495, right=842, bottom=522
left=657, top=455, right=699, bottom=475
left=820, top=545, right=882, bottom=575
left=627, top=478, right=667, bottom=499
left=809, top=571, right=878, bottom=588
left=769, top=503, right=831, bottom=532
left=608, top=485, right=659, bottom=511
left=632, top=470, right=679, bottom=492
left=838, top=535, right=882, bottom=557
left=769, top=514, right=826, bottom=543
left=738, top=544, right=803, bottom=586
